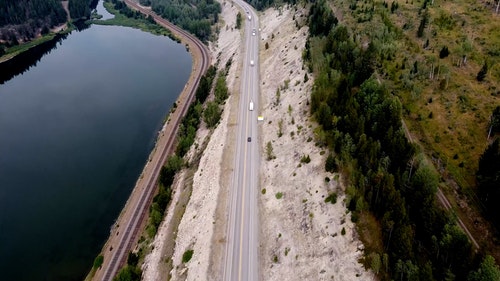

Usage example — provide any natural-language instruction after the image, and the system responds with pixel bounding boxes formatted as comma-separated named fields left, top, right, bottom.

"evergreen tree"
left=417, top=10, right=429, bottom=38
left=477, top=61, right=488, bottom=81
left=490, top=106, right=500, bottom=134
left=468, top=255, right=500, bottom=281
left=439, top=46, right=450, bottom=58
left=477, top=139, right=500, bottom=225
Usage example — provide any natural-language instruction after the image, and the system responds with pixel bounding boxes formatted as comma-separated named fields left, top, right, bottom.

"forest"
left=69, top=0, right=99, bottom=20
left=305, top=0, right=500, bottom=280
left=0, top=0, right=67, bottom=45
left=0, top=0, right=97, bottom=47
left=138, top=0, right=221, bottom=42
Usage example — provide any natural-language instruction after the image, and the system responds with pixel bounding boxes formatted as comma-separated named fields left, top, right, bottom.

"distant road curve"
left=95, top=2, right=211, bottom=281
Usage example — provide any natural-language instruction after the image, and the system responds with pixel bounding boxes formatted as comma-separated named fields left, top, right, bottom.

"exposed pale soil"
left=257, top=6, right=374, bottom=281
left=142, top=3, right=374, bottom=281
left=142, top=1, right=242, bottom=280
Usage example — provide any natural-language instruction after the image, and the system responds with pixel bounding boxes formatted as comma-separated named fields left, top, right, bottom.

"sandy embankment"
left=142, top=1, right=242, bottom=280
left=143, top=3, right=374, bottom=281
left=258, top=7, right=373, bottom=280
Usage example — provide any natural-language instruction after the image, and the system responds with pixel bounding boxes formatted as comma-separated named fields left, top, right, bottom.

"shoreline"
left=86, top=2, right=210, bottom=281
left=0, top=29, right=68, bottom=64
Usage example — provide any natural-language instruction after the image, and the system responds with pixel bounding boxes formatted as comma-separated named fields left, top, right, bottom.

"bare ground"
left=257, top=6, right=374, bottom=281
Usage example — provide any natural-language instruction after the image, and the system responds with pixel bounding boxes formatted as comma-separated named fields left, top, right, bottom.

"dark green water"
left=0, top=23, right=191, bottom=280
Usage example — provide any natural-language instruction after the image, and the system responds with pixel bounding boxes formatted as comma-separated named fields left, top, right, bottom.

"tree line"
left=106, top=0, right=155, bottom=21
left=0, top=0, right=98, bottom=47
left=138, top=0, right=221, bottom=42
left=305, top=0, right=498, bottom=280
left=245, top=0, right=297, bottom=11
left=68, top=0, right=97, bottom=20
left=0, top=0, right=67, bottom=45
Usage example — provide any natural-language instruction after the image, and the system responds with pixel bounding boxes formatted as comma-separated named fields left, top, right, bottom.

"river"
left=0, top=6, right=191, bottom=281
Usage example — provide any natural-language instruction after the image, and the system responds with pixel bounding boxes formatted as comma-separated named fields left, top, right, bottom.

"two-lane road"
left=224, top=2, right=260, bottom=281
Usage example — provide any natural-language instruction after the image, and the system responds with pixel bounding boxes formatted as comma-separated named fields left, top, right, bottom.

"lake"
left=0, top=16, right=191, bottom=281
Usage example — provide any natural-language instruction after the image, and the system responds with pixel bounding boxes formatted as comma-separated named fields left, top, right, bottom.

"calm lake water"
left=0, top=20, right=191, bottom=281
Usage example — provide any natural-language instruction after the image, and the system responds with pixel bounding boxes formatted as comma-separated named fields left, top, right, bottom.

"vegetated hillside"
left=138, top=0, right=221, bottom=42
left=302, top=0, right=500, bottom=280
left=326, top=0, right=500, bottom=255
left=333, top=0, right=500, bottom=192
left=0, top=0, right=67, bottom=45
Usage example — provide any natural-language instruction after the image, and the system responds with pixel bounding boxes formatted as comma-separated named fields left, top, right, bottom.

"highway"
left=95, top=2, right=211, bottom=280
left=223, top=2, right=261, bottom=281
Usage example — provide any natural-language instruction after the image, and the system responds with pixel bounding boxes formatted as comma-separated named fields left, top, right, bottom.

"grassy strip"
left=0, top=30, right=65, bottom=63
left=90, top=1, right=180, bottom=43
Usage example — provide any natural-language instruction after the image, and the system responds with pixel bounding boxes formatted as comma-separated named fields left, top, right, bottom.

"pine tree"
left=477, top=61, right=488, bottom=81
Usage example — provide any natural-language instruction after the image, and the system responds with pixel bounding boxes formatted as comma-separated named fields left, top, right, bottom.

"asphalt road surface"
left=223, top=2, right=260, bottom=281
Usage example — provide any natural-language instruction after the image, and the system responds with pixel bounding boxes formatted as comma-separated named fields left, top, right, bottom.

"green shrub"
left=325, top=193, right=337, bottom=204
left=203, top=101, right=222, bottom=128
left=127, top=252, right=139, bottom=266
left=182, top=249, right=194, bottom=263
left=300, top=154, right=311, bottom=163
left=113, top=265, right=142, bottom=281
left=325, top=153, right=337, bottom=172
left=93, top=255, right=104, bottom=269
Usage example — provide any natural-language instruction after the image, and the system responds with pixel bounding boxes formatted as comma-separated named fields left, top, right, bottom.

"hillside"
left=338, top=0, right=499, bottom=189
left=329, top=0, right=500, bottom=253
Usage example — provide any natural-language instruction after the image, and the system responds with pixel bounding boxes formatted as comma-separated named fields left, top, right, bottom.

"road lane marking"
left=238, top=65, right=252, bottom=281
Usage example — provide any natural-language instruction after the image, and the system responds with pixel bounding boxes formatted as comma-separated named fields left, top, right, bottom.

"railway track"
left=99, top=2, right=210, bottom=280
